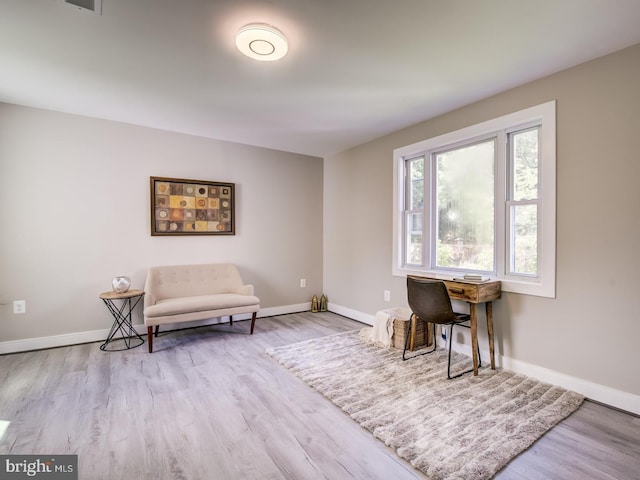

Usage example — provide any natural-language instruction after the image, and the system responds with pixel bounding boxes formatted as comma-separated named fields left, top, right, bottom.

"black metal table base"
left=100, top=294, right=145, bottom=351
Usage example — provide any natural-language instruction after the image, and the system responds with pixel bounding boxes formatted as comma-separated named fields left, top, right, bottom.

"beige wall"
left=0, top=104, right=323, bottom=343
left=324, top=44, right=640, bottom=403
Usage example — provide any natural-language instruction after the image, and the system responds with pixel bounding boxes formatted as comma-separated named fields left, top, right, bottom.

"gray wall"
left=0, top=104, right=323, bottom=342
left=324, top=44, right=640, bottom=403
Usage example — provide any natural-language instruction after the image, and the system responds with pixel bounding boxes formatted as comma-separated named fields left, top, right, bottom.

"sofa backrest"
left=144, top=263, right=245, bottom=302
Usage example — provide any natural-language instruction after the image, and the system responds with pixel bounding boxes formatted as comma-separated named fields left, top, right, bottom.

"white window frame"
left=392, top=101, right=556, bottom=298
left=506, top=124, right=541, bottom=278
left=404, top=155, right=426, bottom=268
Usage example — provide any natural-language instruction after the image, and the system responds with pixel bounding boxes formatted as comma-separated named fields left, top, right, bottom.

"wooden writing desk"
left=418, top=276, right=501, bottom=375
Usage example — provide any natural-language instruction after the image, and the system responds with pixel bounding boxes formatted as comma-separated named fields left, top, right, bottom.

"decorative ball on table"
left=112, top=276, right=131, bottom=294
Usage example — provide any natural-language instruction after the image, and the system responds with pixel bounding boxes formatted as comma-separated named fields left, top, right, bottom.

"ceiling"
left=1, top=0, right=640, bottom=157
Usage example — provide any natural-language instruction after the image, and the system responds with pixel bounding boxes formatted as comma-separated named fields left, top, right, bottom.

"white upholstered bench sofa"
left=143, top=263, right=260, bottom=352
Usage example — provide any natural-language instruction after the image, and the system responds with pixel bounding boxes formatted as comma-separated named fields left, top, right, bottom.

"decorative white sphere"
left=112, top=276, right=131, bottom=293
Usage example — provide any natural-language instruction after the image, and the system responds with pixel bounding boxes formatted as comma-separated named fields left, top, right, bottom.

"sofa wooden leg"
left=229, top=315, right=233, bottom=326
left=147, top=326, right=153, bottom=353
left=154, top=325, right=159, bottom=337
left=250, top=312, right=256, bottom=334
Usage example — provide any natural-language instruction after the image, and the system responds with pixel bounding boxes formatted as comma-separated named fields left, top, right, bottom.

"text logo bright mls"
left=0, top=455, right=77, bottom=479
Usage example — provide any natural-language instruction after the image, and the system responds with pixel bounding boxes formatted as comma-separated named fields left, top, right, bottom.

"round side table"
left=99, top=289, right=145, bottom=351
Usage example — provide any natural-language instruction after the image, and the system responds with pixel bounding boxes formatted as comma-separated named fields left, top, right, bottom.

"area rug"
left=266, top=330, right=584, bottom=480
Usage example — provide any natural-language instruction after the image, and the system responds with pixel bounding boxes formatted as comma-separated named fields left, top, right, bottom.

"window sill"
left=393, top=267, right=555, bottom=299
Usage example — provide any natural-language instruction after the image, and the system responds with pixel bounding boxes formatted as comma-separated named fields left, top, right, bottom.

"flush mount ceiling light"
left=235, top=23, right=288, bottom=61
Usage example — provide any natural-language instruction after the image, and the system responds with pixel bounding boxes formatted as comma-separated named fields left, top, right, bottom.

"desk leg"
left=409, top=315, right=416, bottom=351
left=486, top=301, right=495, bottom=370
left=470, top=304, right=479, bottom=375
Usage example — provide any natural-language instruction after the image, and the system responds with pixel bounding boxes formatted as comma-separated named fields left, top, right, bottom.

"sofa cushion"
left=145, top=263, right=247, bottom=302
left=145, top=293, right=260, bottom=318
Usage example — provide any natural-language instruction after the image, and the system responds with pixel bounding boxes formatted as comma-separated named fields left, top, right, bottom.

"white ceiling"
left=1, top=0, right=640, bottom=157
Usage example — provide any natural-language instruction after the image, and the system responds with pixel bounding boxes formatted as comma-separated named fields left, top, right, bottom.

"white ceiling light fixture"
left=235, top=23, right=288, bottom=61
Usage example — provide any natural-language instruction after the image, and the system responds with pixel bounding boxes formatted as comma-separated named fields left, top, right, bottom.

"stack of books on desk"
left=454, top=274, right=491, bottom=283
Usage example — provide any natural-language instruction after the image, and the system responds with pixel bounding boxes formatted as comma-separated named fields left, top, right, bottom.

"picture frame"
left=150, top=176, right=235, bottom=236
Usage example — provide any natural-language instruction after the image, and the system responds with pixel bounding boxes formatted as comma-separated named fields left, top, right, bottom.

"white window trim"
left=392, top=101, right=556, bottom=298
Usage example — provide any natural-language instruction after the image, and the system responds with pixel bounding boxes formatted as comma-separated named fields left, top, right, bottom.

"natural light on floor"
left=0, top=420, right=9, bottom=441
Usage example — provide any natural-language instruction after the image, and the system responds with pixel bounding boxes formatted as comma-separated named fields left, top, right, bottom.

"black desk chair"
left=403, top=276, right=480, bottom=379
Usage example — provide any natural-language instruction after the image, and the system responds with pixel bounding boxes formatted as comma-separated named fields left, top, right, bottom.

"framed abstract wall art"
left=150, top=176, right=235, bottom=236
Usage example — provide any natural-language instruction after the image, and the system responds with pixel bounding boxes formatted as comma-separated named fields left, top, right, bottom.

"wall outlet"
left=13, top=300, right=26, bottom=314
left=383, top=290, right=391, bottom=302
left=300, top=278, right=306, bottom=288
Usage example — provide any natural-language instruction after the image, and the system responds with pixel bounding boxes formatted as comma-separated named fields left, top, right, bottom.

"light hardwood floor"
left=1, top=312, right=638, bottom=479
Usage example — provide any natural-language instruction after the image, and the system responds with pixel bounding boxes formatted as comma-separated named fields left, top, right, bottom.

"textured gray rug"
left=266, top=330, right=584, bottom=480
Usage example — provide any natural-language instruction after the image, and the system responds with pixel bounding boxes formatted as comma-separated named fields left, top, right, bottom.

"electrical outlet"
left=13, top=300, right=26, bottom=314
left=300, top=278, right=306, bottom=288
left=383, top=290, right=391, bottom=302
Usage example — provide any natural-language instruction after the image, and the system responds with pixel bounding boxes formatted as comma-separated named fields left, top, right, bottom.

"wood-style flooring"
left=1, top=312, right=638, bottom=479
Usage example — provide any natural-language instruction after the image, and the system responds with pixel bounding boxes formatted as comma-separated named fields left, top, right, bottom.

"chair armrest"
left=144, top=292, right=157, bottom=310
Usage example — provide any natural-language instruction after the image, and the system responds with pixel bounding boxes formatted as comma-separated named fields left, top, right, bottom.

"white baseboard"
left=260, top=303, right=311, bottom=318
left=0, top=328, right=112, bottom=355
left=451, top=339, right=639, bottom=415
left=0, top=303, right=310, bottom=355
left=500, top=356, right=640, bottom=416
left=327, top=303, right=375, bottom=325
left=331, top=303, right=640, bottom=416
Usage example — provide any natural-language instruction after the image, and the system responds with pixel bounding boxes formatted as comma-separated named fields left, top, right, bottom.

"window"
left=433, top=137, right=496, bottom=272
left=405, top=155, right=425, bottom=266
left=507, top=126, right=540, bottom=277
left=393, top=101, right=556, bottom=298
